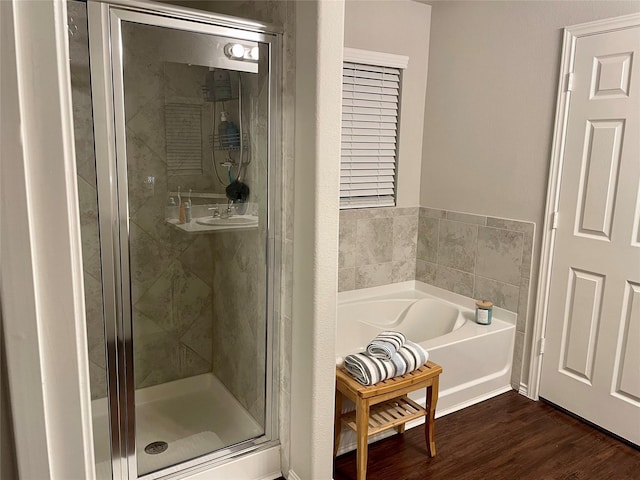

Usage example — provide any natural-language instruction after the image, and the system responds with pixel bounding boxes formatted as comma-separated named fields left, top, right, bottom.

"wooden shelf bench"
left=334, top=361, right=443, bottom=480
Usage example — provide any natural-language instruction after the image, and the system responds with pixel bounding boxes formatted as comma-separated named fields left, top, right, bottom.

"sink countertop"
left=165, top=216, right=258, bottom=234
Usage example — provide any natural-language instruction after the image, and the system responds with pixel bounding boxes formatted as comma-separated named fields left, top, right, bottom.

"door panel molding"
left=613, top=281, right=640, bottom=405
left=590, top=52, right=634, bottom=99
left=575, top=119, right=624, bottom=240
left=559, top=268, right=605, bottom=384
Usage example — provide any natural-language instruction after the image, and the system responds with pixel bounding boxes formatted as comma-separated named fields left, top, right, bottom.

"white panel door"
left=540, top=22, right=640, bottom=445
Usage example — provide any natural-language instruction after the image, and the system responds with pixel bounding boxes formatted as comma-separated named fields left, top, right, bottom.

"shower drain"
left=144, top=441, right=168, bottom=455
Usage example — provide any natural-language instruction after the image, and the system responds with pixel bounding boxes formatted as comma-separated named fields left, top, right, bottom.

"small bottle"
left=179, top=201, right=186, bottom=224
left=218, top=111, right=230, bottom=147
left=185, top=202, right=192, bottom=223
left=475, top=300, right=493, bottom=325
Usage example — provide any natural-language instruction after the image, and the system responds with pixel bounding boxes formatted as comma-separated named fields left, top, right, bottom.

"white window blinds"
left=165, top=103, right=203, bottom=175
left=341, top=52, right=406, bottom=209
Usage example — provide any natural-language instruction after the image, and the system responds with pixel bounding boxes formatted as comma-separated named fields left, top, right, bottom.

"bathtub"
left=336, top=281, right=515, bottom=455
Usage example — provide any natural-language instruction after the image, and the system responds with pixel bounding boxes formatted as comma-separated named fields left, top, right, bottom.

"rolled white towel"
left=366, top=331, right=407, bottom=360
left=396, top=340, right=428, bottom=373
left=344, top=340, right=428, bottom=386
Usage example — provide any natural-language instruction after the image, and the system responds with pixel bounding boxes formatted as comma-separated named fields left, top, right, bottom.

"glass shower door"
left=88, top=4, right=278, bottom=478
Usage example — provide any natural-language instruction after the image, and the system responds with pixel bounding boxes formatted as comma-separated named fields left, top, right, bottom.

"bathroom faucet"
left=208, top=206, right=221, bottom=218
left=221, top=203, right=234, bottom=218
left=208, top=204, right=234, bottom=219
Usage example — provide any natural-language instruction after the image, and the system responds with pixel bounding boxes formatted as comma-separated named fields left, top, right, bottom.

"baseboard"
left=335, top=429, right=398, bottom=456
left=261, top=473, right=283, bottom=480
left=518, top=382, right=529, bottom=397
left=287, top=469, right=336, bottom=480
left=287, top=470, right=303, bottom=480
left=434, top=385, right=513, bottom=418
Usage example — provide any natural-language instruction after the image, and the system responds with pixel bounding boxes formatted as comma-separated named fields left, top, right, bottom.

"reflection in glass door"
left=87, top=3, right=279, bottom=478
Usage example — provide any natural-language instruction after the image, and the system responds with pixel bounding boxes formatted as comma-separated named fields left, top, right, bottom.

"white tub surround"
left=416, top=208, right=534, bottom=393
left=339, top=206, right=535, bottom=393
left=335, top=281, right=515, bottom=455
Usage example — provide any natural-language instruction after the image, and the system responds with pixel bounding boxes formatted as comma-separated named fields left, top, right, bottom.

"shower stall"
left=68, top=1, right=280, bottom=478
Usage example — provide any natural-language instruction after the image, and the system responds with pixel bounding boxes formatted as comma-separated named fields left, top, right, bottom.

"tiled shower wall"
left=123, top=11, right=274, bottom=427
left=71, top=1, right=295, bottom=468
left=71, top=16, right=219, bottom=400
left=69, top=0, right=108, bottom=400
left=338, top=207, right=419, bottom=291
left=338, top=206, right=535, bottom=388
left=199, top=1, right=298, bottom=472
left=71, top=5, right=270, bottom=413
left=210, top=68, right=268, bottom=425
left=119, top=26, right=217, bottom=391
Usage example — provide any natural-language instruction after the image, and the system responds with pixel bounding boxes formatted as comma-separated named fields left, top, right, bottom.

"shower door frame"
left=87, top=1, right=281, bottom=478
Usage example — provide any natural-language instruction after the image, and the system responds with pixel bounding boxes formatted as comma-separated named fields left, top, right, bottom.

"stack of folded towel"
left=343, top=331, right=429, bottom=386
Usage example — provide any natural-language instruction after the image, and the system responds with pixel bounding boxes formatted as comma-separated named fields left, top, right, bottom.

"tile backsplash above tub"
left=339, top=207, right=419, bottom=291
left=416, top=208, right=535, bottom=314
left=340, top=206, right=533, bottom=314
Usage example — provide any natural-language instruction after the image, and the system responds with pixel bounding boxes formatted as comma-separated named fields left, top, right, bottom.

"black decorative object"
left=225, top=180, right=250, bottom=203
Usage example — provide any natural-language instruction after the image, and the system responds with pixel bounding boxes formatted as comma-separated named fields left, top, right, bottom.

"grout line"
left=472, top=223, right=479, bottom=298
left=517, top=232, right=526, bottom=287
left=472, top=224, right=479, bottom=275
left=435, top=263, right=475, bottom=277
left=435, top=217, right=441, bottom=268
left=475, top=274, right=522, bottom=289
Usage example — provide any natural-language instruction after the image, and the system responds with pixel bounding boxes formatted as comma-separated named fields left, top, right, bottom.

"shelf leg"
left=356, top=398, right=369, bottom=480
left=334, top=389, right=343, bottom=457
left=425, top=378, right=439, bottom=457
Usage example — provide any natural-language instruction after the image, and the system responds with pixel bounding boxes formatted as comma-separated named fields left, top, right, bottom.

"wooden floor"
left=333, top=391, right=639, bottom=480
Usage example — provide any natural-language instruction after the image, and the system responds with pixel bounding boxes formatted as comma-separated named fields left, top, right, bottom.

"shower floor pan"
left=91, top=373, right=263, bottom=478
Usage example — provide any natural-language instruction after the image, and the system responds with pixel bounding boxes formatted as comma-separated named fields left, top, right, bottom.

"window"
left=165, top=102, right=203, bottom=175
left=340, top=48, right=408, bottom=209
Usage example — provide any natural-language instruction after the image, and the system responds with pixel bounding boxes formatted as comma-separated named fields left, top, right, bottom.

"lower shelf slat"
left=341, top=396, right=427, bottom=436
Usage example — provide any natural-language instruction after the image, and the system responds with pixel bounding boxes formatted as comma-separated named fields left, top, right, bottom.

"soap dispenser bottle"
left=218, top=111, right=230, bottom=147
left=218, top=111, right=240, bottom=148
left=226, top=120, right=240, bottom=148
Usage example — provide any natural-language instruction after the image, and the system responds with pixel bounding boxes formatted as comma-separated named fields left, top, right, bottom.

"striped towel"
left=343, top=340, right=429, bottom=386
left=366, top=331, right=407, bottom=360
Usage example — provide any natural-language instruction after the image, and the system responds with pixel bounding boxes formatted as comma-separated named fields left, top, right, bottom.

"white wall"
left=421, top=0, right=640, bottom=386
left=421, top=0, right=640, bottom=221
left=1, top=0, right=95, bottom=478
left=344, top=0, right=431, bottom=208
left=0, top=8, right=18, bottom=479
left=289, top=1, right=343, bottom=478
